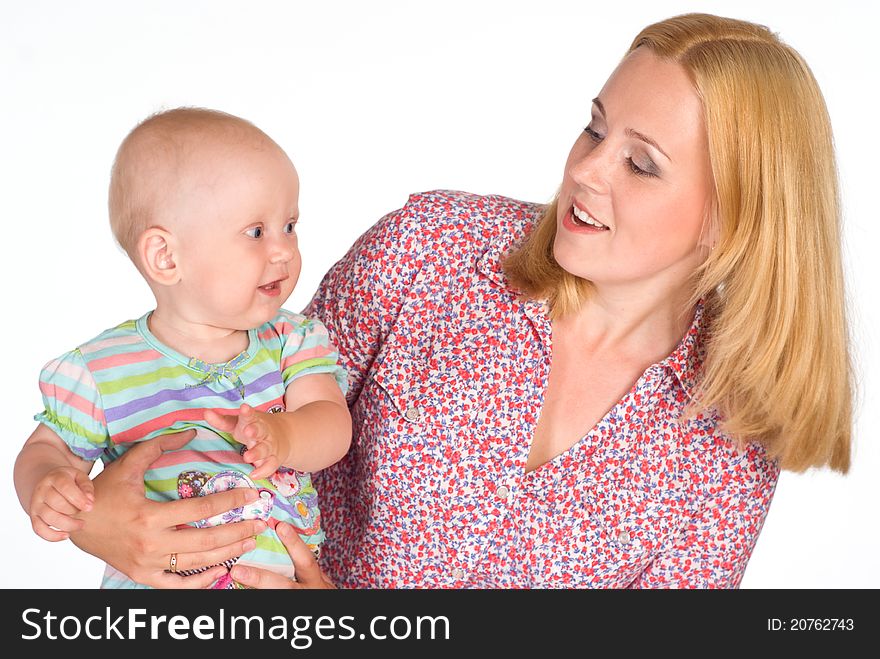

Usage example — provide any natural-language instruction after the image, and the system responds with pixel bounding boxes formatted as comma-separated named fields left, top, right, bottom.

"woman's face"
left=554, top=47, right=715, bottom=292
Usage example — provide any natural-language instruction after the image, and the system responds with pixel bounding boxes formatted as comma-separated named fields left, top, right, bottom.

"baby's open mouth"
left=258, top=277, right=287, bottom=295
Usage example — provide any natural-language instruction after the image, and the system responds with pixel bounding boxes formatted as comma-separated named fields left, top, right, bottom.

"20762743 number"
left=789, top=619, right=854, bottom=631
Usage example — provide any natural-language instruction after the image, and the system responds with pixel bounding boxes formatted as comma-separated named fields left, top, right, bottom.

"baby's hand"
left=29, top=466, right=94, bottom=542
left=205, top=404, right=288, bottom=480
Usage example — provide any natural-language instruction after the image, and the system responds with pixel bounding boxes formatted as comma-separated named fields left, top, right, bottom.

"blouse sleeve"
left=274, top=312, right=348, bottom=395
left=628, top=442, right=780, bottom=589
left=302, top=199, right=426, bottom=404
left=34, top=349, right=110, bottom=462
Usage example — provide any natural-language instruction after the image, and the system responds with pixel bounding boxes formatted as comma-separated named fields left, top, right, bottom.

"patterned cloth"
left=306, top=190, right=780, bottom=589
left=36, top=310, right=346, bottom=588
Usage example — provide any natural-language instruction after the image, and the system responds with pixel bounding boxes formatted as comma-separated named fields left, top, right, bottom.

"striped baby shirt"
left=35, top=309, right=347, bottom=589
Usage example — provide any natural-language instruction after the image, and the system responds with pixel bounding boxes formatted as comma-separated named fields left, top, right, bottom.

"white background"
left=1, top=0, right=876, bottom=589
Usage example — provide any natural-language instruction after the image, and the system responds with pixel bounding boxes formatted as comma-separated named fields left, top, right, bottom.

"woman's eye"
left=245, top=226, right=264, bottom=239
left=283, top=220, right=297, bottom=234
left=584, top=125, right=604, bottom=142
left=626, top=157, right=659, bottom=178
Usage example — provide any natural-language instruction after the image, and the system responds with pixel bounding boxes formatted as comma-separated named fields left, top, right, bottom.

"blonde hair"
left=504, top=13, right=852, bottom=473
left=108, top=107, right=273, bottom=259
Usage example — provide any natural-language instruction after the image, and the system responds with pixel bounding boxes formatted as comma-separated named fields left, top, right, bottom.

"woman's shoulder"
left=379, top=189, right=545, bottom=249
left=679, top=412, right=781, bottom=495
left=402, top=189, right=543, bottom=216
left=311, top=190, right=547, bottom=309
left=405, top=188, right=543, bottom=225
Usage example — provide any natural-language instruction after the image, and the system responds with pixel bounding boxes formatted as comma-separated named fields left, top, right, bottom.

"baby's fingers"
left=249, top=456, right=282, bottom=481
left=238, top=412, right=268, bottom=445
left=204, top=408, right=239, bottom=433
left=242, top=441, right=272, bottom=465
left=32, top=516, right=71, bottom=542
left=31, top=504, right=85, bottom=540
left=55, top=471, right=94, bottom=512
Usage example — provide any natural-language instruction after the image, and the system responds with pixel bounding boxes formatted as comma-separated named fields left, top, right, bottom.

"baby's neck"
left=147, top=311, right=249, bottom=365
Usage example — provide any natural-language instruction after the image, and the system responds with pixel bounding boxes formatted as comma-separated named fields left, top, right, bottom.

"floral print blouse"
left=305, top=190, right=779, bottom=588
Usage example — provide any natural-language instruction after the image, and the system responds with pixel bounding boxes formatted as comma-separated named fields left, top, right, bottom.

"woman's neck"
left=557, top=281, right=696, bottom=364
left=148, top=308, right=249, bottom=364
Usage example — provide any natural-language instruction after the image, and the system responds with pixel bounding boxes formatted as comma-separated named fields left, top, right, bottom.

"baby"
left=13, top=107, right=352, bottom=588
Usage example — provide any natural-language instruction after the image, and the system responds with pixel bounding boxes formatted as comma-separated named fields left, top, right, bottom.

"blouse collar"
left=476, top=224, right=706, bottom=401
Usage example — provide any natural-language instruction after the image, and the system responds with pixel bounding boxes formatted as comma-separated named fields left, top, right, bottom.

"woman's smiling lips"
left=562, top=201, right=611, bottom=234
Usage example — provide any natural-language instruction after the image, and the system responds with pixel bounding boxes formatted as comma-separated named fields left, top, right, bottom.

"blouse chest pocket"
left=371, top=342, right=484, bottom=430
left=362, top=343, right=477, bottom=512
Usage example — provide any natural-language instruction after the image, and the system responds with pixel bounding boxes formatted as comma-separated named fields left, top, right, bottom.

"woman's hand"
left=229, top=521, right=336, bottom=589
left=69, top=430, right=266, bottom=589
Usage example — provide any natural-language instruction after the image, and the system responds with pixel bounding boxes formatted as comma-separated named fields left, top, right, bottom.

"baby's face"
left=167, top=140, right=301, bottom=331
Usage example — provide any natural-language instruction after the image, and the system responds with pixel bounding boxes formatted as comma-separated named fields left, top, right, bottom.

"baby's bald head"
left=108, top=107, right=284, bottom=260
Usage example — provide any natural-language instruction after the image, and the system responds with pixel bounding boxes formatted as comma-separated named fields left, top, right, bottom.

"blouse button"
left=404, top=406, right=421, bottom=422
left=495, top=485, right=510, bottom=500
left=451, top=568, right=465, bottom=580
left=617, top=530, right=631, bottom=545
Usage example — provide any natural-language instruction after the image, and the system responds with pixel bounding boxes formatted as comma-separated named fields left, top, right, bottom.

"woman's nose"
left=568, top=142, right=610, bottom=194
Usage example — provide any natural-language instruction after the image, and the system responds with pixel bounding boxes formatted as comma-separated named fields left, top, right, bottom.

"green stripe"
left=282, top=357, right=336, bottom=381
left=39, top=410, right=108, bottom=445
left=248, top=347, right=275, bottom=368
left=256, top=534, right=288, bottom=555
left=97, top=364, right=193, bottom=394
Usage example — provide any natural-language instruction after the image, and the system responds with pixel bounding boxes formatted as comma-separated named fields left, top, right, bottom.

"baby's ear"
left=138, top=227, right=180, bottom=285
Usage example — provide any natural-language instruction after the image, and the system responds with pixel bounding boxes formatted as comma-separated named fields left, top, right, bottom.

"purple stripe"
left=104, top=371, right=283, bottom=422
left=70, top=444, right=106, bottom=461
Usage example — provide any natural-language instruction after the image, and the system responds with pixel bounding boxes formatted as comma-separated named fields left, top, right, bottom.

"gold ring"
left=169, top=552, right=178, bottom=573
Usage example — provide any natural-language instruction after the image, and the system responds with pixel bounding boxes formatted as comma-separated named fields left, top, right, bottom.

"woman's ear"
left=138, top=227, right=180, bottom=286
left=698, top=199, right=720, bottom=252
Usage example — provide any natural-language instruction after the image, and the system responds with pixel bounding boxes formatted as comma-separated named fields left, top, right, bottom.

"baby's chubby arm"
left=205, top=372, right=352, bottom=480
left=14, top=424, right=95, bottom=542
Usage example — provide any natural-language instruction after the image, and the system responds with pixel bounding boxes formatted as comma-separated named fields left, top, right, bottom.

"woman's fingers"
left=164, top=487, right=261, bottom=527
left=118, top=430, right=197, bottom=475
left=164, top=518, right=265, bottom=560
left=99, top=430, right=197, bottom=494
left=169, top=532, right=259, bottom=573
left=150, top=565, right=230, bottom=590
left=230, top=563, right=299, bottom=589
left=228, top=523, right=336, bottom=589
left=276, top=522, right=336, bottom=589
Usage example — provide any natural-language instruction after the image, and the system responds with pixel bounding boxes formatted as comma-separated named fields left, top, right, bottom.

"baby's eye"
left=245, top=226, right=264, bottom=239
left=283, top=220, right=297, bottom=234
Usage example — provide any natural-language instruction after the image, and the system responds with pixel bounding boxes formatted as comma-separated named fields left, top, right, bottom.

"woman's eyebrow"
left=592, top=97, right=672, bottom=162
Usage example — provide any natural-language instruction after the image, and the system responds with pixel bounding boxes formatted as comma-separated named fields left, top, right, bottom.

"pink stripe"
left=113, top=409, right=203, bottom=444
left=112, top=400, right=282, bottom=445
left=258, top=324, right=287, bottom=341
left=150, top=449, right=245, bottom=469
left=39, top=382, right=106, bottom=425
left=89, top=348, right=163, bottom=372
left=79, top=334, right=143, bottom=356
left=281, top=345, right=334, bottom=370
left=45, top=357, right=90, bottom=382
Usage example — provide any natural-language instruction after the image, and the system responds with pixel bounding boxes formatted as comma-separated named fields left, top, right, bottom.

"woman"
left=69, top=12, right=852, bottom=588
